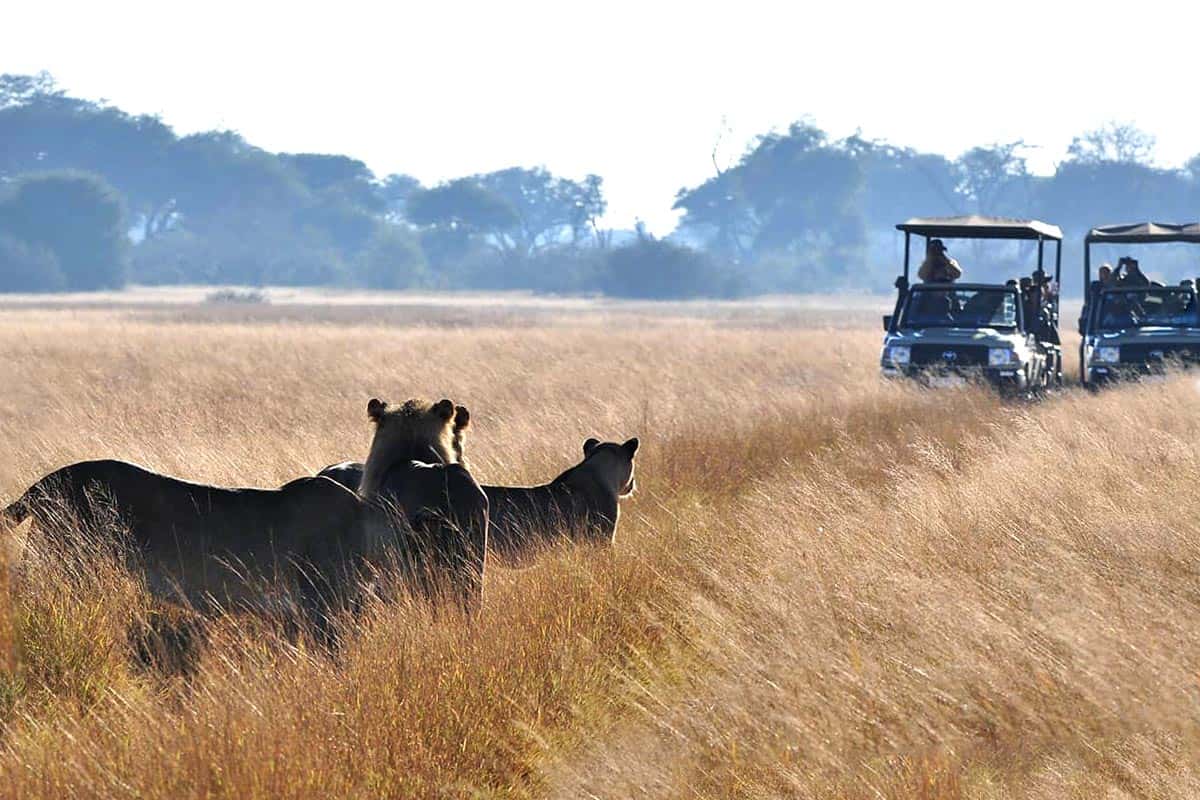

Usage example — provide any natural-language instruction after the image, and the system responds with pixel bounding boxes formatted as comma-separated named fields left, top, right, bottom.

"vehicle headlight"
left=885, top=345, right=911, bottom=366
left=988, top=348, right=1019, bottom=367
left=1093, top=346, right=1120, bottom=364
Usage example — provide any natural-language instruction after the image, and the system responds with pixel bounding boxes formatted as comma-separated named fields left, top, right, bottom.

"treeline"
left=2, top=72, right=1199, bottom=297
left=0, top=73, right=680, bottom=297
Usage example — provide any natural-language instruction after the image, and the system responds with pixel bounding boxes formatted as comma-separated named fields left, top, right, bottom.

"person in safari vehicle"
left=917, top=239, right=963, bottom=282
left=1115, top=256, right=1151, bottom=288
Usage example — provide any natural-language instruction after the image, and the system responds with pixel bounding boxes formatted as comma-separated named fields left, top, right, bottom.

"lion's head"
left=358, top=397, right=471, bottom=500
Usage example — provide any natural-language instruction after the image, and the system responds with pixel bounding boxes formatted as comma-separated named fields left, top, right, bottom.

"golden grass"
left=0, top=300, right=1197, bottom=798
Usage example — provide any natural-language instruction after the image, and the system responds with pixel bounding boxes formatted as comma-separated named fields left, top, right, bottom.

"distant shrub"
left=205, top=288, right=268, bottom=304
left=0, top=233, right=66, bottom=292
left=521, top=246, right=607, bottom=294
left=602, top=237, right=744, bottom=299
left=454, top=246, right=606, bottom=293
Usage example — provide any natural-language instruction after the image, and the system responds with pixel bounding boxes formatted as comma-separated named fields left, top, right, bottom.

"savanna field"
left=3, top=294, right=1200, bottom=799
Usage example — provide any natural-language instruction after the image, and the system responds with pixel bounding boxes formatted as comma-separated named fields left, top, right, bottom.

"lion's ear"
left=367, top=398, right=388, bottom=422
left=583, top=438, right=600, bottom=456
left=622, top=437, right=639, bottom=457
left=453, top=405, right=471, bottom=431
left=433, top=398, right=455, bottom=421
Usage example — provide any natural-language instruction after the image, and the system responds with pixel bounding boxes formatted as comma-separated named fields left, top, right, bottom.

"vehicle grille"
left=1118, top=343, right=1200, bottom=364
left=909, top=344, right=989, bottom=367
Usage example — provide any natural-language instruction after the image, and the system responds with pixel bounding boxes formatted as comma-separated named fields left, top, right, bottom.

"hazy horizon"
left=5, top=0, right=1200, bottom=233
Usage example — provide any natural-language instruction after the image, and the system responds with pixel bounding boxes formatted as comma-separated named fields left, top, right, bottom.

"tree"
left=1066, top=122, right=1156, bottom=165
left=406, top=180, right=517, bottom=233
left=1040, top=128, right=1191, bottom=240
left=0, top=171, right=127, bottom=290
left=406, top=179, right=516, bottom=270
left=474, top=167, right=607, bottom=256
left=277, top=155, right=387, bottom=254
left=167, top=131, right=310, bottom=231
left=0, top=71, right=62, bottom=109
left=280, top=153, right=382, bottom=211
left=0, top=74, right=178, bottom=240
left=674, top=121, right=866, bottom=269
left=954, top=141, right=1032, bottom=216
left=1039, top=160, right=1189, bottom=240
left=565, top=174, right=607, bottom=246
left=672, top=168, right=753, bottom=260
left=357, top=225, right=428, bottom=289
left=406, top=179, right=518, bottom=268
left=738, top=125, right=864, bottom=258
left=1184, top=155, right=1200, bottom=183
left=378, top=173, right=423, bottom=221
left=842, top=135, right=960, bottom=228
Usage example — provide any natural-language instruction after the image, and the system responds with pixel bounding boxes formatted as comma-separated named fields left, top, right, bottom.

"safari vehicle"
left=881, top=216, right=1064, bottom=393
left=1079, top=222, right=1200, bottom=387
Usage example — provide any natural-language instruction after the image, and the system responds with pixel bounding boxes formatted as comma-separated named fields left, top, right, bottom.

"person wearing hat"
left=917, top=238, right=963, bottom=283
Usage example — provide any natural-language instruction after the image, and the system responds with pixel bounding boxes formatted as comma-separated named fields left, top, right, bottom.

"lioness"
left=319, top=436, right=638, bottom=568
left=0, top=460, right=366, bottom=638
left=0, top=397, right=486, bottom=637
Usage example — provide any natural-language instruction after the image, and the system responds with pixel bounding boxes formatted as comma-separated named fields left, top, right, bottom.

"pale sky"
left=4, top=0, right=1199, bottom=233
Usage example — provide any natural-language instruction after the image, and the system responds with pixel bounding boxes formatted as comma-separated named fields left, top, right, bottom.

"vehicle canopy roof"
left=1085, top=222, right=1200, bottom=244
left=906, top=282, right=1020, bottom=292
left=897, top=215, right=1063, bottom=241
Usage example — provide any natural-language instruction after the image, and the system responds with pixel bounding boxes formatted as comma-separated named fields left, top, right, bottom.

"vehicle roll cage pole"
left=890, top=231, right=915, bottom=334
left=1084, top=238, right=1091, bottom=293
left=1054, top=238, right=1062, bottom=325
left=1080, top=236, right=1095, bottom=386
left=1032, top=235, right=1063, bottom=326
left=1083, top=238, right=1093, bottom=335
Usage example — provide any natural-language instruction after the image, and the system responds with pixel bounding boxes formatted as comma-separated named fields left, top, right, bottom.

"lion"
left=357, top=397, right=487, bottom=607
left=359, top=398, right=469, bottom=499
left=0, top=397, right=486, bottom=642
left=319, top=435, right=638, bottom=568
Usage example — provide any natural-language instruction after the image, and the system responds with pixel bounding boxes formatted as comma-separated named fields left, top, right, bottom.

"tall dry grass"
left=0, top=301, right=1197, bottom=798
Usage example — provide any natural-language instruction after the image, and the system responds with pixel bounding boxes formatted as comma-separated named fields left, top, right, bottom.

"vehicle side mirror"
left=1077, top=318, right=1085, bottom=335
left=882, top=315, right=892, bottom=331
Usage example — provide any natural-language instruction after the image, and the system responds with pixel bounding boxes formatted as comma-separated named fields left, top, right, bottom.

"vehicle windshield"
left=899, top=288, right=1019, bottom=330
left=1095, top=288, right=1200, bottom=331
